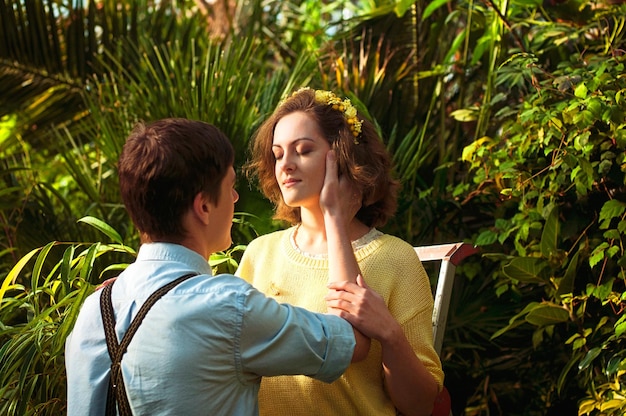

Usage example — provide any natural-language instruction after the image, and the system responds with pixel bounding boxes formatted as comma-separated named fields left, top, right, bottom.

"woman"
left=237, top=88, right=443, bottom=416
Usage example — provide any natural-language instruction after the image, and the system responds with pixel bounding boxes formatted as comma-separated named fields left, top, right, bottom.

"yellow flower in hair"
left=312, top=89, right=362, bottom=143
left=344, top=105, right=357, bottom=118
left=315, top=90, right=332, bottom=103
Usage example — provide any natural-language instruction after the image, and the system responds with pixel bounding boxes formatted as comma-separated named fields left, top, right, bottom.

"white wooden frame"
left=414, top=243, right=477, bottom=416
left=414, top=243, right=478, bottom=357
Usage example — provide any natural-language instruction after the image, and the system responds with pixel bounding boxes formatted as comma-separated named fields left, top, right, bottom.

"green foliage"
left=0, top=219, right=136, bottom=415
left=459, top=3, right=626, bottom=413
left=5, top=0, right=626, bottom=414
left=0, top=0, right=219, bottom=260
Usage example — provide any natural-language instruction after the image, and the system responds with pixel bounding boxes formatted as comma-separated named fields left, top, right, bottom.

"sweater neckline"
left=289, top=225, right=383, bottom=259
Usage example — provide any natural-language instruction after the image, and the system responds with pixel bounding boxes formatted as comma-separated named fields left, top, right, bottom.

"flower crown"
left=289, top=88, right=363, bottom=144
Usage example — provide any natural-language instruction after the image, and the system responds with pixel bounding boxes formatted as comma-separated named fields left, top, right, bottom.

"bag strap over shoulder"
left=100, top=272, right=199, bottom=416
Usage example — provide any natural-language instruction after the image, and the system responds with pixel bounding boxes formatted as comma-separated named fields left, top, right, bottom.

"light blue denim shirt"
left=65, top=242, right=355, bottom=415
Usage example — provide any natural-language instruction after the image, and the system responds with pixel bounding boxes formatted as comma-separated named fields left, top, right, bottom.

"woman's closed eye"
left=272, top=149, right=284, bottom=160
left=273, top=147, right=313, bottom=161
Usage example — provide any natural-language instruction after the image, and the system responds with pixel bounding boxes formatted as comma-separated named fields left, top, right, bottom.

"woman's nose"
left=278, top=154, right=295, bottom=172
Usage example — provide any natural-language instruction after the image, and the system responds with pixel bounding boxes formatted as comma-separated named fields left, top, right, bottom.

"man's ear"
left=192, top=192, right=212, bottom=225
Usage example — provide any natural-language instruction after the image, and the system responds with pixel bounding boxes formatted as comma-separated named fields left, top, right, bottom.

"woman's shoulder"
left=242, top=228, right=293, bottom=256
left=376, top=233, right=419, bottom=254
left=247, top=228, right=292, bottom=244
left=355, top=231, right=419, bottom=266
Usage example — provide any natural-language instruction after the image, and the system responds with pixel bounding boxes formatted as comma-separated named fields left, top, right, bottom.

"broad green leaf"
left=462, top=136, right=492, bottom=161
left=587, top=97, right=603, bottom=117
left=78, top=216, right=123, bottom=244
left=540, top=206, right=559, bottom=258
left=599, top=199, right=626, bottom=230
left=471, top=35, right=491, bottom=67
left=31, top=241, right=57, bottom=300
left=532, top=326, right=544, bottom=348
left=394, top=0, right=417, bottom=17
left=79, top=244, right=100, bottom=282
left=589, top=242, right=608, bottom=268
left=54, top=285, right=96, bottom=352
left=474, top=229, right=498, bottom=246
left=443, top=30, right=466, bottom=65
left=101, top=263, right=130, bottom=276
left=578, top=347, right=602, bottom=371
left=605, top=352, right=626, bottom=377
left=616, top=319, right=626, bottom=338
left=557, top=250, right=580, bottom=297
left=209, top=253, right=232, bottom=266
left=592, top=278, right=614, bottom=300
left=423, top=0, right=450, bottom=19
left=450, top=108, right=478, bottom=122
left=575, top=82, right=588, bottom=99
left=502, top=257, right=548, bottom=283
left=60, top=245, right=76, bottom=291
left=1, top=247, right=41, bottom=303
left=525, top=304, right=570, bottom=326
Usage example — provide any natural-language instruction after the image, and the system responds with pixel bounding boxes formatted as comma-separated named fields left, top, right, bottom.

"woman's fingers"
left=320, top=150, right=340, bottom=213
left=326, top=279, right=396, bottom=340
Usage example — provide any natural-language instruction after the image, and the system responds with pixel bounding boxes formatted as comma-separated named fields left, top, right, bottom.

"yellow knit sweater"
left=236, top=227, right=444, bottom=415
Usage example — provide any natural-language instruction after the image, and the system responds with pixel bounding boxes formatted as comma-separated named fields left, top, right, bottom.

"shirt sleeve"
left=236, top=286, right=355, bottom=384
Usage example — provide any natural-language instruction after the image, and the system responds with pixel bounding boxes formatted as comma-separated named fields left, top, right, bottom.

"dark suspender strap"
left=101, top=282, right=130, bottom=416
left=100, top=272, right=199, bottom=416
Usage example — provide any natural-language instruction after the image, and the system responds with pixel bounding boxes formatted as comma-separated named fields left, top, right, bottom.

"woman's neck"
left=296, top=209, right=370, bottom=255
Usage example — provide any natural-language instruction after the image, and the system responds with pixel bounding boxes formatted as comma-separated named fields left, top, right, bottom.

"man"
left=65, top=118, right=370, bottom=415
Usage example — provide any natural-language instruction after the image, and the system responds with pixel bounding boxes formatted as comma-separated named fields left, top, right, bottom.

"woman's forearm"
left=380, top=324, right=439, bottom=416
left=325, top=217, right=360, bottom=284
left=321, top=151, right=370, bottom=359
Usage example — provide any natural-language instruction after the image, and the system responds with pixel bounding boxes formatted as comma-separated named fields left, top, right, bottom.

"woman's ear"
left=192, top=192, right=212, bottom=225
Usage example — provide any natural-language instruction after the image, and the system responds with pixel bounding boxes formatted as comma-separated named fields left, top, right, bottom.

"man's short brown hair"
left=118, top=118, right=234, bottom=242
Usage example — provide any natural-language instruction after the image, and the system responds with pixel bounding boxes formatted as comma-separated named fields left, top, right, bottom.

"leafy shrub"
left=0, top=218, right=136, bottom=414
left=461, top=32, right=626, bottom=415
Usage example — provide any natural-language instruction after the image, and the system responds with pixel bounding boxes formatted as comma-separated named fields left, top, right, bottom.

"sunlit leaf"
left=451, top=108, right=479, bottom=122
left=599, top=199, right=626, bottom=230
left=1, top=247, right=41, bottom=303
left=462, top=136, right=492, bottom=162
left=422, top=0, right=450, bottom=19
left=78, top=216, right=123, bottom=244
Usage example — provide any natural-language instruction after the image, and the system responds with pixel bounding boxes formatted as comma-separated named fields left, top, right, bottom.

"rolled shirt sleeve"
left=238, top=287, right=355, bottom=383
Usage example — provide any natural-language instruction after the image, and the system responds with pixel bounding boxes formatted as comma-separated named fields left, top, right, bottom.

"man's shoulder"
left=179, top=272, right=253, bottom=294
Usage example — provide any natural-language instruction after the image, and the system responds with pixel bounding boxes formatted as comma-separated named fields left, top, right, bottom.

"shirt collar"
left=136, top=242, right=213, bottom=276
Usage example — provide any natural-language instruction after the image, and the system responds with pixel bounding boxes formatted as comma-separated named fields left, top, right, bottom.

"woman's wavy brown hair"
left=246, top=88, right=399, bottom=228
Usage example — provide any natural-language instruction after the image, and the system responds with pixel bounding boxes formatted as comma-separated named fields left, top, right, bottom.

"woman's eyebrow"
left=272, top=137, right=315, bottom=147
